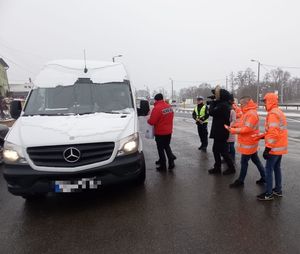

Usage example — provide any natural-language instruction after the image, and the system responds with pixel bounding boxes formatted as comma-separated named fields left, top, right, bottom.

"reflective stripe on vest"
left=194, top=105, right=208, bottom=123
left=271, top=146, right=288, bottom=152
left=266, top=108, right=287, bottom=131
left=266, top=138, right=276, bottom=144
left=238, top=143, right=258, bottom=149
left=235, top=110, right=259, bottom=133
left=245, top=121, right=259, bottom=130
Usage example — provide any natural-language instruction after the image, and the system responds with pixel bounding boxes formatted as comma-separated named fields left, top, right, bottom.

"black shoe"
left=257, top=192, right=274, bottom=201
left=208, top=168, right=221, bottom=174
left=272, top=188, right=283, bottom=197
left=155, top=160, right=161, bottom=165
left=156, top=165, right=167, bottom=171
left=229, top=179, right=244, bottom=188
left=171, top=155, right=177, bottom=160
left=198, top=146, right=203, bottom=150
left=223, top=168, right=236, bottom=175
left=168, top=160, right=175, bottom=170
left=256, top=178, right=266, bottom=185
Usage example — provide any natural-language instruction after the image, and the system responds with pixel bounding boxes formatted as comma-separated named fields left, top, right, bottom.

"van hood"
left=7, top=112, right=135, bottom=147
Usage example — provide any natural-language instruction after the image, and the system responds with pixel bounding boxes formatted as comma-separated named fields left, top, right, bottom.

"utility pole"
left=251, top=59, right=261, bottom=104
left=257, top=62, right=260, bottom=104
left=226, top=76, right=228, bottom=91
left=281, top=83, right=284, bottom=104
left=170, top=78, right=174, bottom=101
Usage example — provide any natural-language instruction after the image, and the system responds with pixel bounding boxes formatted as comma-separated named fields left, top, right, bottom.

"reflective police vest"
left=194, top=104, right=208, bottom=123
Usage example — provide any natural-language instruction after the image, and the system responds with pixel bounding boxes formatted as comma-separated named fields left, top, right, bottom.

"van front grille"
left=27, top=142, right=115, bottom=167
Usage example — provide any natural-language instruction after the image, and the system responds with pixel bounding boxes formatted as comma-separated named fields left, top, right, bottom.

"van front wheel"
left=135, top=158, right=146, bottom=185
left=22, top=194, right=46, bottom=202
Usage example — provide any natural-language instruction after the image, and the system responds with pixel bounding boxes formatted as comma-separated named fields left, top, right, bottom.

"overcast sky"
left=1, top=0, right=300, bottom=93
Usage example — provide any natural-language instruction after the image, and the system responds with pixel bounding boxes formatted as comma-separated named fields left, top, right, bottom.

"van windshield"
left=24, top=80, right=134, bottom=116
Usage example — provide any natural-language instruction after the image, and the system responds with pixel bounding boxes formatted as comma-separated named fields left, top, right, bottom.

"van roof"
left=34, top=59, right=129, bottom=88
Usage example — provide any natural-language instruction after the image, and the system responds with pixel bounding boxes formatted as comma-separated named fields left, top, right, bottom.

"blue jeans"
left=228, top=142, right=235, bottom=161
left=265, top=155, right=282, bottom=195
left=238, top=152, right=266, bottom=182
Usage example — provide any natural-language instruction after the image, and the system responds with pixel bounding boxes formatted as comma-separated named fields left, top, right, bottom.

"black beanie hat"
left=154, top=93, right=163, bottom=101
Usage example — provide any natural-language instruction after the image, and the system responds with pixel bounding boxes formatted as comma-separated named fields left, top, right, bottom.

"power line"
left=261, top=64, right=271, bottom=72
left=0, top=37, right=48, bottom=60
left=0, top=54, right=35, bottom=74
left=172, top=78, right=225, bottom=84
left=262, top=63, right=300, bottom=70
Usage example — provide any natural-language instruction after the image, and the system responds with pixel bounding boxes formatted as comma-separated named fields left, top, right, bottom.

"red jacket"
left=147, top=100, right=174, bottom=135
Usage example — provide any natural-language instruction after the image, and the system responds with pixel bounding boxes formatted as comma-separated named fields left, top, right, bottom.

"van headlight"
left=3, top=142, right=28, bottom=164
left=117, top=133, right=139, bottom=156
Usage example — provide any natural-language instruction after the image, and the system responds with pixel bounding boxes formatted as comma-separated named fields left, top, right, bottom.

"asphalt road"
left=0, top=117, right=299, bottom=254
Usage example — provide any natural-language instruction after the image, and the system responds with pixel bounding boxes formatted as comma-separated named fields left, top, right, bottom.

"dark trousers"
left=265, top=155, right=282, bottom=194
left=213, top=139, right=235, bottom=170
left=197, top=123, right=208, bottom=148
left=238, top=152, right=265, bottom=182
left=228, top=142, right=236, bottom=161
left=155, top=134, right=174, bottom=166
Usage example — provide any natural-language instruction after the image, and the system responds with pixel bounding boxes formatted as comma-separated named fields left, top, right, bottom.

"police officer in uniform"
left=192, top=96, right=209, bottom=151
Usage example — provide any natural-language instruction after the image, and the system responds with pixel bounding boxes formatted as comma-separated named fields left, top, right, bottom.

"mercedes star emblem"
left=63, top=147, right=81, bottom=163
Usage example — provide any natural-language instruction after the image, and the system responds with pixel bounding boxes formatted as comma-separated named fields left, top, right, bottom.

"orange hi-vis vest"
left=230, top=100, right=259, bottom=155
left=265, top=107, right=288, bottom=155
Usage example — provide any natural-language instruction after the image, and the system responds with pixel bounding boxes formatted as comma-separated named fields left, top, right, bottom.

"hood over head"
left=214, top=85, right=231, bottom=102
left=242, top=99, right=257, bottom=113
left=264, top=93, right=278, bottom=111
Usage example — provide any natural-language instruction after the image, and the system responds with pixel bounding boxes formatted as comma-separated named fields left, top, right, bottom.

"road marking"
left=175, top=116, right=300, bottom=143
left=286, top=117, right=300, bottom=123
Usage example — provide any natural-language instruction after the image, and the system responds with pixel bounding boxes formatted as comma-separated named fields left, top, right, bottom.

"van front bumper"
left=3, top=152, right=145, bottom=196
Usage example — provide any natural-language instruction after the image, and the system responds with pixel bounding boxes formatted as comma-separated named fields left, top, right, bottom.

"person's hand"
left=252, top=133, right=264, bottom=141
left=224, top=124, right=230, bottom=130
left=198, top=120, right=203, bottom=124
left=263, top=147, right=271, bottom=160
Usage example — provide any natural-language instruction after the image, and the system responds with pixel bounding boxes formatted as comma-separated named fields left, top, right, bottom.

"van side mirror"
left=137, top=100, right=150, bottom=116
left=10, top=100, right=22, bottom=119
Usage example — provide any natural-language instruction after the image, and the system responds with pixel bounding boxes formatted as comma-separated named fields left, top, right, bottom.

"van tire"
left=22, top=194, right=46, bottom=202
left=135, top=156, right=146, bottom=185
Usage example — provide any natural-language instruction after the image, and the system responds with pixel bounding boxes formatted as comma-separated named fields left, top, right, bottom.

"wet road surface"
left=0, top=117, right=299, bottom=254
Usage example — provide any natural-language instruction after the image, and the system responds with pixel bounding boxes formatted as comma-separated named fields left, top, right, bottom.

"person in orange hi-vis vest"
left=255, top=93, right=288, bottom=201
left=224, top=96, right=265, bottom=188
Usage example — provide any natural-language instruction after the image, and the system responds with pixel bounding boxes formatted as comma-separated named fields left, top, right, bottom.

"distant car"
left=171, top=100, right=177, bottom=107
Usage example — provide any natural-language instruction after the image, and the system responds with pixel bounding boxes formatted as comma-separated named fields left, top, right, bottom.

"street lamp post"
left=251, top=59, right=261, bottom=104
left=169, top=78, right=174, bottom=101
left=281, top=83, right=285, bottom=104
left=112, top=54, right=123, bottom=62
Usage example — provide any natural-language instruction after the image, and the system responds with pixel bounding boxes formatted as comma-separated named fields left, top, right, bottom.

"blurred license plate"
left=54, top=177, right=102, bottom=193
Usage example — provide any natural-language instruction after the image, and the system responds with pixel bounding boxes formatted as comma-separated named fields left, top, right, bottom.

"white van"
left=3, top=60, right=149, bottom=199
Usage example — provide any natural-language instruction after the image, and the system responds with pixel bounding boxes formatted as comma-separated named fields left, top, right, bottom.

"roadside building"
left=9, top=82, right=32, bottom=98
left=0, top=58, right=9, bottom=96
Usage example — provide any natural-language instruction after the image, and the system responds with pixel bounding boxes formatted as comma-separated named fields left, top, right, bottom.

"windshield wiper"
left=23, top=113, right=53, bottom=116
left=102, top=111, right=121, bottom=114
left=78, top=112, right=95, bottom=115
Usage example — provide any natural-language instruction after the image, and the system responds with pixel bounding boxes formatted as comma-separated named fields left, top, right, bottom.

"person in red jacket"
left=148, top=93, right=176, bottom=171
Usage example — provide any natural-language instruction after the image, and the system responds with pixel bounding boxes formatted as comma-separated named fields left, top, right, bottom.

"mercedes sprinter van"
left=3, top=60, right=149, bottom=199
